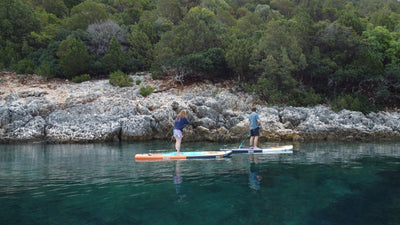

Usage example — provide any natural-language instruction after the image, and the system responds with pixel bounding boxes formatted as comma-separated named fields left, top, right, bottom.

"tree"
left=361, top=26, right=398, bottom=67
left=153, top=6, right=227, bottom=80
left=236, top=11, right=265, bottom=37
left=67, top=0, right=109, bottom=30
left=315, top=21, right=360, bottom=67
left=127, top=26, right=153, bottom=70
left=86, top=19, right=128, bottom=56
left=64, top=0, right=84, bottom=10
left=40, top=0, right=68, bottom=18
left=254, top=4, right=271, bottom=20
left=108, top=0, right=150, bottom=25
left=0, top=41, right=19, bottom=69
left=154, top=7, right=225, bottom=64
left=28, top=41, right=61, bottom=78
left=156, top=0, right=185, bottom=25
left=0, top=0, right=40, bottom=68
left=337, top=10, right=366, bottom=35
left=251, top=19, right=305, bottom=74
left=369, top=7, right=398, bottom=31
left=248, top=19, right=312, bottom=105
left=270, top=0, right=295, bottom=18
left=0, top=0, right=40, bottom=44
left=57, top=36, right=90, bottom=78
left=225, top=38, right=253, bottom=81
left=101, top=36, right=128, bottom=74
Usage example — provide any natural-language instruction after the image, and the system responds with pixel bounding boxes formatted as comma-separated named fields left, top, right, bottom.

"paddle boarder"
left=249, top=107, right=261, bottom=149
left=173, top=110, right=190, bottom=154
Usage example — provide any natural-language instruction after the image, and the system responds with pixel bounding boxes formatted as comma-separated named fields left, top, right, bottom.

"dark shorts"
left=250, top=127, right=260, bottom=137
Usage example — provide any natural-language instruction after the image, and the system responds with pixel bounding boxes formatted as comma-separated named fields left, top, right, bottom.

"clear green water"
left=1, top=141, right=399, bottom=225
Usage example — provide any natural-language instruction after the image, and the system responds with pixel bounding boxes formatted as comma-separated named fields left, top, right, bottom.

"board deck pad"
left=220, top=145, right=293, bottom=154
left=135, top=151, right=232, bottom=161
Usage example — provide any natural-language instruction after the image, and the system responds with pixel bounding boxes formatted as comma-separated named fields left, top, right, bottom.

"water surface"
left=1, top=141, right=399, bottom=225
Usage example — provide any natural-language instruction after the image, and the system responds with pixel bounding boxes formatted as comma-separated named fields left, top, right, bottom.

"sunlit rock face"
left=0, top=72, right=399, bottom=143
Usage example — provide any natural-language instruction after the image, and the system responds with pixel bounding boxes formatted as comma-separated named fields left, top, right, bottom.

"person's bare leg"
left=175, top=137, right=182, bottom=153
left=254, top=136, right=261, bottom=149
left=249, top=136, right=254, bottom=148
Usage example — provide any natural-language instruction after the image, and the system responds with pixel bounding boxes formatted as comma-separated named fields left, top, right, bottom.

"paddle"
left=239, top=133, right=251, bottom=149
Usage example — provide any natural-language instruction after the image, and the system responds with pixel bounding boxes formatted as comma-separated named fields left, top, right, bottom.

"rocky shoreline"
left=0, top=72, right=399, bottom=144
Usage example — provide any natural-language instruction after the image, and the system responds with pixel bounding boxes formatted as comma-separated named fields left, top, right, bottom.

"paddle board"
left=220, top=145, right=293, bottom=154
left=135, top=150, right=232, bottom=161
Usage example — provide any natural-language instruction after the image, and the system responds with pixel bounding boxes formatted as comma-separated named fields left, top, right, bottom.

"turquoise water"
left=0, top=141, right=399, bottom=225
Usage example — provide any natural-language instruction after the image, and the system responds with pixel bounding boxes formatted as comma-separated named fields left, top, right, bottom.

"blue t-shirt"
left=249, top=112, right=260, bottom=130
left=174, top=117, right=190, bottom=131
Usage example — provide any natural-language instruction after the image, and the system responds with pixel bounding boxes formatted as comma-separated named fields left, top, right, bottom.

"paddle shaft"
left=239, top=134, right=251, bottom=148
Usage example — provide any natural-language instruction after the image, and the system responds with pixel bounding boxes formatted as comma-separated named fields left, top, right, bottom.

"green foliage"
left=30, top=11, right=63, bottom=49
left=67, top=0, right=109, bottom=30
left=225, top=38, right=253, bottom=80
left=173, top=48, right=227, bottom=77
left=1, top=0, right=400, bottom=110
left=57, top=36, right=90, bottom=78
left=154, top=7, right=224, bottom=62
left=101, top=36, right=128, bottom=74
left=28, top=41, right=61, bottom=77
left=72, top=74, right=90, bottom=83
left=331, top=94, right=377, bottom=114
left=362, top=26, right=398, bottom=66
left=0, top=0, right=40, bottom=44
left=109, top=70, right=133, bottom=87
left=127, top=26, right=153, bottom=70
left=35, top=62, right=56, bottom=78
left=0, top=41, right=19, bottom=69
left=156, top=0, right=185, bottom=24
left=140, top=85, right=154, bottom=97
left=136, top=80, right=142, bottom=85
left=298, top=88, right=324, bottom=106
left=16, top=59, right=35, bottom=74
left=64, top=0, right=83, bottom=10
left=40, top=0, right=68, bottom=18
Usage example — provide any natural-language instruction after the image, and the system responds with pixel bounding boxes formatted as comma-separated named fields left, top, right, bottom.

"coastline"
left=1, top=72, right=399, bottom=144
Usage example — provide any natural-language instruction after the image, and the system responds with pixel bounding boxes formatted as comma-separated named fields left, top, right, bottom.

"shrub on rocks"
left=139, top=85, right=154, bottom=97
left=72, top=74, right=90, bottom=83
left=109, top=70, right=133, bottom=87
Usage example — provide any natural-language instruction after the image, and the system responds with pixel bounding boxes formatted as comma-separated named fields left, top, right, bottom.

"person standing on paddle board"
left=173, top=110, right=190, bottom=154
left=249, top=107, right=261, bottom=149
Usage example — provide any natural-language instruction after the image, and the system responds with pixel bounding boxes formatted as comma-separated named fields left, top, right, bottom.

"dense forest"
left=1, top=0, right=400, bottom=112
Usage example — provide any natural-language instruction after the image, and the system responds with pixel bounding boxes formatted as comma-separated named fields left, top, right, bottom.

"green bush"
left=331, top=94, right=376, bottom=114
left=140, top=85, right=154, bottom=97
left=109, top=70, right=133, bottom=87
left=72, top=74, right=91, bottom=83
left=136, top=79, right=141, bottom=85
left=16, top=59, right=35, bottom=74
left=34, top=63, right=56, bottom=78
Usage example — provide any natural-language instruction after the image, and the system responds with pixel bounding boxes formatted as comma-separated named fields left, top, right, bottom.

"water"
left=0, top=141, right=399, bottom=225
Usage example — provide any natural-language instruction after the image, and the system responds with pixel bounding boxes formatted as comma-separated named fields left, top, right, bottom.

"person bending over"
left=173, top=110, right=190, bottom=153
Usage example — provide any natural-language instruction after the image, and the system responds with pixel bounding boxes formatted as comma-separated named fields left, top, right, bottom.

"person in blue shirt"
left=173, top=110, right=190, bottom=153
left=249, top=107, right=261, bottom=149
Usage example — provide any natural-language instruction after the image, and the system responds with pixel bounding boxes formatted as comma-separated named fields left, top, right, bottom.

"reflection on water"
left=248, top=154, right=262, bottom=191
left=0, top=141, right=399, bottom=225
left=173, top=161, right=186, bottom=201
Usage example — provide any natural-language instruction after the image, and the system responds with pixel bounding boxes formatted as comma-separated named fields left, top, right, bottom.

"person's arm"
left=184, top=117, right=190, bottom=125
